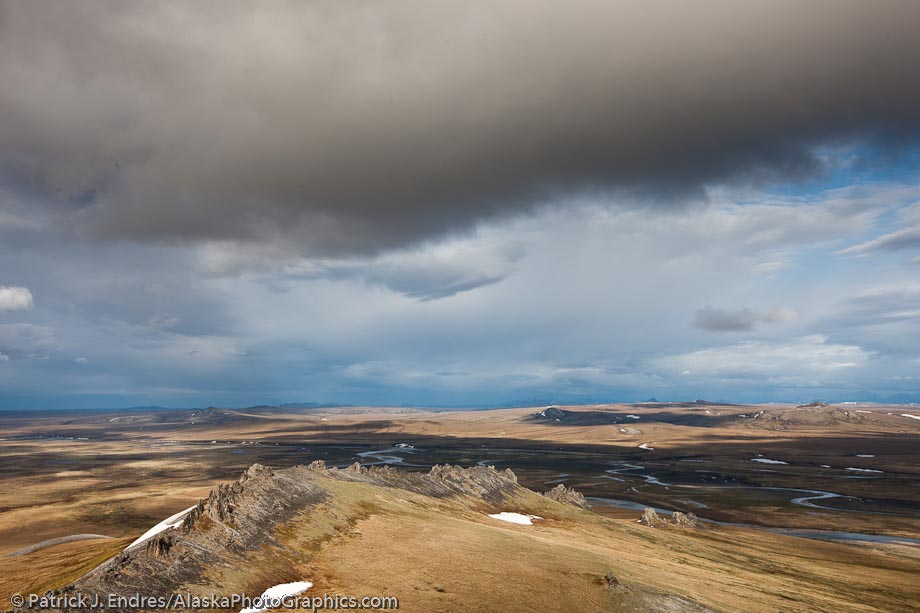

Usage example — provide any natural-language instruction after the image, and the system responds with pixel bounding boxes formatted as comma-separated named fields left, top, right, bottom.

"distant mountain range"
left=6, top=393, right=919, bottom=415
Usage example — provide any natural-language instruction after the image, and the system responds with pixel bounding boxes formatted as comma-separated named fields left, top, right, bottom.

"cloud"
left=692, top=306, right=797, bottom=332
left=751, top=259, right=789, bottom=277
left=821, top=284, right=920, bottom=357
left=0, top=323, right=57, bottom=359
left=0, top=285, right=33, bottom=311
left=74, top=357, right=88, bottom=364
left=839, top=201, right=920, bottom=255
left=2, top=2, right=920, bottom=255
left=840, top=226, right=920, bottom=255
left=0, top=211, right=39, bottom=230
left=657, top=335, right=870, bottom=379
left=199, top=233, right=528, bottom=300
left=839, top=286, right=920, bottom=325
left=1, top=176, right=918, bottom=407
left=0, top=352, right=8, bottom=361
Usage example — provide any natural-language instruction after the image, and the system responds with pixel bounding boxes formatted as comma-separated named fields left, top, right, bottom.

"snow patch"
left=845, top=467, right=883, bottom=473
left=127, top=505, right=197, bottom=549
left=900, top=413, right=920, bottom=421
left=751, top=458, right=787, bottom=465
left=638, top=443, right=655, bottom=451
left=488, top=512, right=542, bottom=525
left=626, top=415, right=641, bottom=419
left=240, top=582, right=313, bottom=613
left=855, top=454, right=875, bottom=458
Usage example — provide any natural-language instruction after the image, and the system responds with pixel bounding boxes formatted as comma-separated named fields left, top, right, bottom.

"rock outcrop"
left=671, top=511, right=702, bottom=528
left=534, top=406, right=569, bottom=421
left=638, top=508, right=702, bottom=529
left=750, top=403, right=879, bottom=430
left=638, top=508, right=669, bottom=527
left=543, top=484, right=590, bottom=509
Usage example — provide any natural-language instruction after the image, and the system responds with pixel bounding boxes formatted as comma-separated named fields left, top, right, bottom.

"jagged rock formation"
left=638, top=508, right=702, bottom=529
left=332, top=462, right=522, bottom=504
left=543, top=484, right=590, bottom=509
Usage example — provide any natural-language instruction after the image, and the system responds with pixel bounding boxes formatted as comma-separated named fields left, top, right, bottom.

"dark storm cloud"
left=2, top=1, right=920, bottom=254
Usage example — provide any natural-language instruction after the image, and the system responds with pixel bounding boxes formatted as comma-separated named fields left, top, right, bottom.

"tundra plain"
left=1, top=402, right=918, bottom=612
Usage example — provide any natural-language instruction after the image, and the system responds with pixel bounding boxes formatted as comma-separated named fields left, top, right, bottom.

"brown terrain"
left=0, top=401, right=918, bottom=612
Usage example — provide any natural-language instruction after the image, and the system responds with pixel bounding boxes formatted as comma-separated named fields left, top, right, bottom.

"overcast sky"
left=2, top=1, right=920, bottom=409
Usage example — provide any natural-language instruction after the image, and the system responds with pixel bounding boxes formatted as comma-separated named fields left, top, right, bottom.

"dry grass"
left=0, top=538, right=131, bottom=597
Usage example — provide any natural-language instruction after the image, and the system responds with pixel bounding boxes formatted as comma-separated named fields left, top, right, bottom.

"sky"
left=2, top=1, right=920, bottom=410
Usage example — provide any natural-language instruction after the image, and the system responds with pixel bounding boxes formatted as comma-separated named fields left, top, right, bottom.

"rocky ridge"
left=12, top=462, right=549, bottom=612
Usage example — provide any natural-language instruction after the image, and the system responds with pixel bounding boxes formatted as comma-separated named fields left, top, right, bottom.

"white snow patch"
left=240, top=582, right=313, bottom=613
left=626, top=414, right=641, bottom=419
left=900, top=413, right=920, bottom=421
left=751, top=458, right=787, bottom=465
left=820, top=464, right=831, bottom=468
left=127, top=505, right=197, bottom=549
left=855, top=454, right=875, bottom=458
left=488, top=512, right=542, bottom=525
left=845, top=467, right=883, bottom=473
left=638, top=443, right=655, bottom=451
